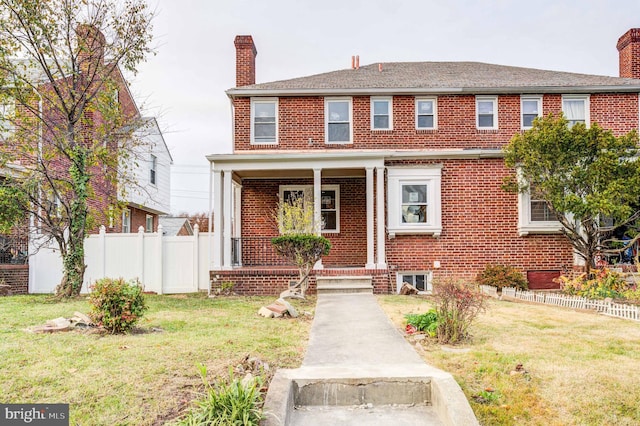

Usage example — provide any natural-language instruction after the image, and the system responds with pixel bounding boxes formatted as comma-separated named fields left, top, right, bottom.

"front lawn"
left=378, top=295, right=640, bottom=426
left=0, top=294, right=313, bottom=425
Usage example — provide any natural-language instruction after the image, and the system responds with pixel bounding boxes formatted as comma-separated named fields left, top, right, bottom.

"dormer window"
left=251, top=98, right=278, bottom=144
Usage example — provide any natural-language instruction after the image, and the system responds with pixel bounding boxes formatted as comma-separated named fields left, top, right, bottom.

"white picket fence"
left=498, top=287, right=639, bottom=321
left=29, top=225, right=211, bottom=294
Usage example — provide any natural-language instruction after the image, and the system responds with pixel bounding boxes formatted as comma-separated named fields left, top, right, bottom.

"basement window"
left=397, top=272, right=433, bottom=293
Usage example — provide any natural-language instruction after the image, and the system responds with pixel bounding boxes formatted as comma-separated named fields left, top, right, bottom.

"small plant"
left=475, top=264, right=528, bottom=291
left=88, top=278, right=147, bottom=334
left=405, top=310, right=439, bottom=337
left=213, top=280, right=235, bottom=296
left=473, top=388, right=502, bottom=405
left=432, top=279, right=487, bottom=344
left=557, top=268, right=630, bottom=299
left=175, top=364, right=264, bottom=426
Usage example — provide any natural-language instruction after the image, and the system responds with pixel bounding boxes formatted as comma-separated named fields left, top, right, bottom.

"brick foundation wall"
left=0, top=264, right=29, bottom=295
left=233, top=93, right=639, bottom=151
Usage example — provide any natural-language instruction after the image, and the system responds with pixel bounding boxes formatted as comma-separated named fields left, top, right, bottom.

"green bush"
left=175, top=365, right=264, bottom=426
left=88, top=278, right=147, bottom=334
left=432, top=279, right=487, bottom=344
left=558, top=268, right=630, bottom=299
left=475, top=264, right=528, bottom=291
left=405, top=310, right=439, bottom=337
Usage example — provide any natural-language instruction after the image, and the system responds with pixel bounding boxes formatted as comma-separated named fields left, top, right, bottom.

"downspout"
left=207, top=160, right=213, bottom=297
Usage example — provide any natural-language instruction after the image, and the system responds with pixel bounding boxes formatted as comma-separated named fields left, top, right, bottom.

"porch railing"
left=231, top=237, right=292, bottom=267
left=0, top=234, right=28, bottom=264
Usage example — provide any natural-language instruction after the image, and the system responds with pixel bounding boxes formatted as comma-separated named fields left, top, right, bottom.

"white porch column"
left=212, top=169, right=223, bottom=269
left=222, top=169, right=233, bottom=269
left=313, top=168, right=323, bottom=269
left=366, top=167, right=375, bottom=269
left=376, top=166, right=387, bottom=269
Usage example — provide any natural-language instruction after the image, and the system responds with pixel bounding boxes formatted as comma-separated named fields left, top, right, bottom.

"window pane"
left=478, top=101, right=494, bottom=114
left=373, top=115, right=389, bottom=129
left=402, top=185, right=427, bottom=203
left=402, top=205, right=427, bottom=223
left=254, top=102, right=275, bottom=117
left=328, top=122, right=349, bottom=142
left=478, top=114, right=494, bottom=127
left=402, top=275, right=414, bottom=285
left=415, top=275, right=426, bottom=291
left=417, top=115, right=434, bottom=128
left=254, top=123, right=275, bottom=140
left=522, top=100, right=538, bottom=115
left=321, top=190, right=336, bottom=209
left=321, top=211, right=337, bottom=230
left=418, top=101, right=433, bottom=114
left=284, top=190, right=305, bottom=204
left=531, top=200, right=553, bottom=221
left=328, top=101, right=349, bottom=121
left=563, top=100, right=585, bottom=121
left=523, top=114, right=537, bottom=128
left=373, top=100, right=389, bottom=115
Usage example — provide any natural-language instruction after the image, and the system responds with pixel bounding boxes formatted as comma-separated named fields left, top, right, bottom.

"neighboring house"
left=208, top=29, right=640, bottom=295
left=159, top=217, right=194, bottom=236
left=117, top=117, right=172, bottom=234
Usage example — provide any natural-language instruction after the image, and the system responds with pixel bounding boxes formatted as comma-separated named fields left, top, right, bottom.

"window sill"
left=388, top=226, right=442, bottom=238
left=476, top=128, right=499, bottom=134
left=518, top=223, right=562, bottom=236
left=325, top=141, right=353, bottom=145
left=250, top=141, right=278, bottom=145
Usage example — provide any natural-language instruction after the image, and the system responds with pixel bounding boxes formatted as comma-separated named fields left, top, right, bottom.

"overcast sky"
left=128, top=0, right=640, bottom=214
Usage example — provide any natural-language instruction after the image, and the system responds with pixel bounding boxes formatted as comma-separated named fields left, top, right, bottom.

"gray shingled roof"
left=227, top=62, right=640, bottom=96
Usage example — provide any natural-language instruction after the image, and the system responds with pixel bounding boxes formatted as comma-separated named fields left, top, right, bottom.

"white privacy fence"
left=495, top=287, right=640, bottom=322
left=29, top=225, right=211, bottom=294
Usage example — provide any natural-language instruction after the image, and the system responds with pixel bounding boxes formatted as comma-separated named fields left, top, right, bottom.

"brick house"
left=207, top=29, right=640, bottom=295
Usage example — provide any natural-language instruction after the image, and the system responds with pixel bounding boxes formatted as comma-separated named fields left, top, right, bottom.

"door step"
left=316, top=276, right=373, bottom=294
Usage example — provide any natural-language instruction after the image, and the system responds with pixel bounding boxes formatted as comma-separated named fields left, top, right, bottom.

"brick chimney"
left=234, top=35, right=257, bottom=87
left=617, top=28, right=640, bottom=79
left=77, top=24, right=106, bottom=76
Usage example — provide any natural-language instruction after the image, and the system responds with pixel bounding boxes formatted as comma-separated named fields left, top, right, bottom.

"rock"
left=46, top=317, right=71, bottom=328
left=400, top=282, right=419, bottom=295
left=266, top=303, right=288, bottom=315
left=276, top=298, right=298, bottom=318
left=413, top=334, right=426, bottom=341
left=72, top=311, right=92, bottom=325
left=258, top=307, right=274, bottom=318
left=0, top=284, right=12, bottom=296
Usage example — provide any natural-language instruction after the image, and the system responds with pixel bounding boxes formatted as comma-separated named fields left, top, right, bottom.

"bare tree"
left=0, top=0, right=154, bottom=297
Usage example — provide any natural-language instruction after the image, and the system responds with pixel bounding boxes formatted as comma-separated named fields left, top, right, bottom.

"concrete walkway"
left=262, top=293, right=479, bottom=425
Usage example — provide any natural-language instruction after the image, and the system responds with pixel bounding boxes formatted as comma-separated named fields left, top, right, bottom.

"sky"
left=127, top=0, right=640, bottom=214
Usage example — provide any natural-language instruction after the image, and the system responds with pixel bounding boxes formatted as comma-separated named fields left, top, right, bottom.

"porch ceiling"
left=234, top=168, right=365, bottom=179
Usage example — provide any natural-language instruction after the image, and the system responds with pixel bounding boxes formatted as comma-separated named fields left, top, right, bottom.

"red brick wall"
left=385, top=158, right=574, bottom=283
left=0, top=265, right=29, bottom=295
left=233, top=93, right=639, bottom=151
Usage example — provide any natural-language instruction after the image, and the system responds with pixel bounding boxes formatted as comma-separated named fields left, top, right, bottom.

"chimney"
left=617, top=28, right=640, bottom=79
left=76, top=24, right=106, bottom=76
left=234, top=35, right=257, bottom=87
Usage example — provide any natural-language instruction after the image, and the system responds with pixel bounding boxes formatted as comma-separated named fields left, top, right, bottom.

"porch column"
left=313, top=168, right=323, bottom=269
left=222, top=169, right=233, bottom=269
left=366, top=167, right=375, bottom=269
left=212, top=169, right=223, bottom=269
left=376, top=166, right=387, bottom=269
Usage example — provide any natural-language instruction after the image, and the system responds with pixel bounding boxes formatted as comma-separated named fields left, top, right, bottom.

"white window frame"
left=122, top=209, right=131, bottom=233
left=562, top=95, right=590, bottom=128
left=371, top=97, right=393, bottom=130
left=516, top=171, right=562, bottom=236
left=145, top=214, right=154, bottom=233
left=415, top=97, right=437, bottom=130
left=387, top=166, right=442, bottom=237
left=521, top=96, right=542, bottom=129
left=250, top=98, right=278, bottom=145
left=150, top=154, right=157, bottom=185
left=325, top=97, right=353, bottom=144
left=0, top=99, right=15, bottom=139
left=476, top=96, right=498, bottom=129
left=279, top=184, right=340, bottom=233
left=396, top=271, right=433, bottom=294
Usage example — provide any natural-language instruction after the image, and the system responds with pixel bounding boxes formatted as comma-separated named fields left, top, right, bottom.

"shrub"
left=89, top=278, right=147, bottom=334
left=557, top=268, right=630, bottom=299
left=405, top=309, right=439, bottom=337
left=176, top=365, right=264, bottom=426
left=475, top=264, right=528, bottom=291
left=432, top=279, right=487, bottom=344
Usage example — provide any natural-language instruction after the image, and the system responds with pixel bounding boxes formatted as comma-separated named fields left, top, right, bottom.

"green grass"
left=378, top=295, right=640, bottom=426
left=0, top=294, right=314, bottom=425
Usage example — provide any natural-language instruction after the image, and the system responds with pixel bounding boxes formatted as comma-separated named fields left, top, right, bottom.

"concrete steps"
left=316, top=275, right=373, bottom=294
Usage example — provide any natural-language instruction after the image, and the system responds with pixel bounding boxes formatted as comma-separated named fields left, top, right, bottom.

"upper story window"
left=387, top=167, right=442, bottom=237
left=562, top=95, right=590, bottom=127
left=0, top=100, right=15, bottom=139
left=325, top=98, right=352, bottom=144
left=415, top=98, right=436, bottom=129
left=521, top=96, right=542, bottom=129
left=251, top=98, right=278, bottom=144
left=371, top=97, right=392, bottom=130
left=476, top=96, right=498, bottom=129
left=150, top=154, right=157, bottom=185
